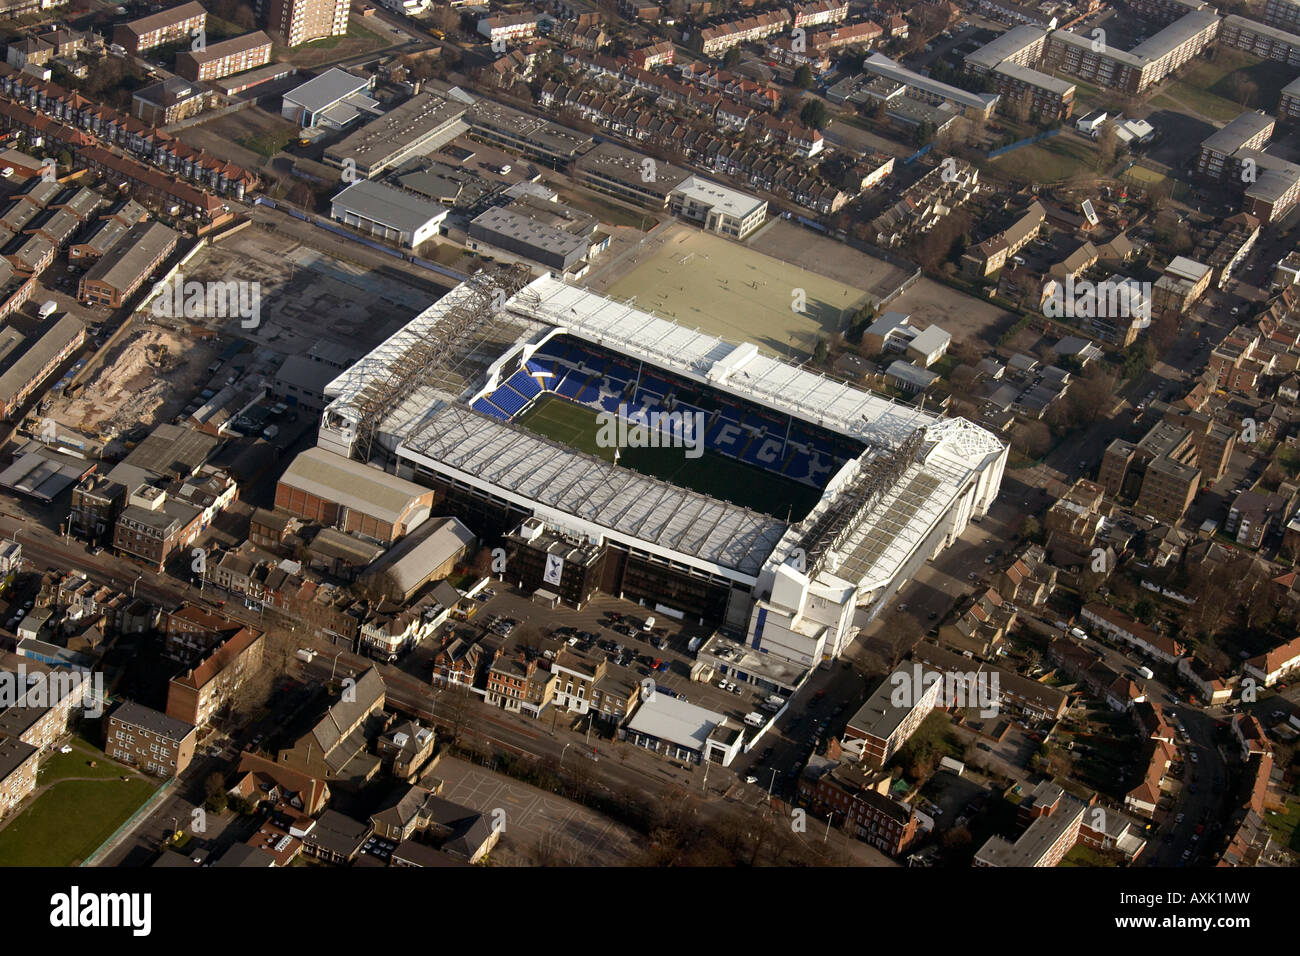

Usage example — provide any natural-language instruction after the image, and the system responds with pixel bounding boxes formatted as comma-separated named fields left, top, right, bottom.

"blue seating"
left=558, top=375, right=583, bottom=400
left=473, top=397, right=508, bottom=420
left=507, top=371, right=541, bottom=398
left=490, top=387, right=528, bottom=416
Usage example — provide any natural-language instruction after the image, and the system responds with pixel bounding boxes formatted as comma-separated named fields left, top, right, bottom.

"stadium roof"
left=398, top=403, right=788, bottom=578
left=509, top=275, right=935, bottom=449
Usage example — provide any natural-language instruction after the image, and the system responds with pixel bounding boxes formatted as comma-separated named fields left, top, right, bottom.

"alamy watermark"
left=595, top=404, right=706, bottom=459
left=1, top=667, right=103, bottom=718
left=150, top=270, right=261, bottom=329
left=1043, top=275, right=1151, bottom=323
left=890, top=663, right=1001, bottom=718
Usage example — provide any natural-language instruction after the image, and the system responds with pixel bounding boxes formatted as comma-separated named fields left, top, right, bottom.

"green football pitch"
left=516, top=394, right=823, bottom=521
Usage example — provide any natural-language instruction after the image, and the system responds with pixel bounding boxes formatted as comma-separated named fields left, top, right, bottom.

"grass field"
left=596, top=224, right=870, bottom=359
left=517, top=394, right=823, bottom=520
left=0, top=739, right=159, bottom=867
left=989, top=134, right=1100, bottom=184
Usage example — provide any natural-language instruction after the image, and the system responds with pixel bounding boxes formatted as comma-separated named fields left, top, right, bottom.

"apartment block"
left=174, top=31, right=272, bottom=81
left=263, top=0, right=348, bottom=48
left=114, top=1, right=207, bottom=54
left=106, top=700, right=197, bottom=777
left=990, top=61, right=1075, bottom=119
left=974, top=781, right=1086, bottom=866
left=0, top=737, right=37, bottom=819
left=844, top=666, right=943, bottom=769
left=1043, top=11, right=1219, bottom=94
left=1219, top=14, right=1300, bottom=66
left=165, top=626, right=265, bottom=727
left=1279, top=76, right=1300, bottom=121
left=1195, top=111, right=1275, bottom=179
left=964, top=24, right=1048, bottom=74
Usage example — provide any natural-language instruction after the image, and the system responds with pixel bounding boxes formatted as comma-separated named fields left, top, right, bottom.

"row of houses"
left=0, top=61, right=256, bottom=209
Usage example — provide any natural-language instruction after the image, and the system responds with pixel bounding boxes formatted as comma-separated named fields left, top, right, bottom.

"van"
left=263, top=425, right=279, bottom=440
left=1069, top=626, right=1087, bottom=641
left=744, top=712, right=765, bottom=727
left=642, top=616, right=655, bottom=632
left=37, top=300, right=57, bottom=319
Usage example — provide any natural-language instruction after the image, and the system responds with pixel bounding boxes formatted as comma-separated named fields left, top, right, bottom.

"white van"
left=642, top=616, right=655, bottom=632
left=37, top=300, right=57, bottom=319
left=743, top=712, right=765, bottom=727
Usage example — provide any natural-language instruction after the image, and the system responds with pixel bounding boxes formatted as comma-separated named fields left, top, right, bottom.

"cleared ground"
left=885, top=277, right=1019, bottom=347
left=517, top=393, right=823, bottom=520
left=179, top=227, right=449, bottom=357
left=46, top=326, right=218, bottom=439
left=436, top=757, right=644, bottom=867
left=589, top=222, right=870, bottom=359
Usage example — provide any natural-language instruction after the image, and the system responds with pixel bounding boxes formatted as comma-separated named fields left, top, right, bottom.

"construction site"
left=43, top=325, right=219, bottom=441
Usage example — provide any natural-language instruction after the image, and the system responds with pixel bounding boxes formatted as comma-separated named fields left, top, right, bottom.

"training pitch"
left=593, top=224, right=871, bottom=360
left=517, top=394, right=823, bottom=520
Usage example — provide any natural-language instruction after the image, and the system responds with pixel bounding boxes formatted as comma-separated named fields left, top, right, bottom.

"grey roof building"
left=329, top=179, right=449, bottom=249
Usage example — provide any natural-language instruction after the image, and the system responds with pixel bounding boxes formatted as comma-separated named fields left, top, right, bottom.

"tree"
left=723, top=46, right=742, bottom=69
left=793, top=65, right=814, bottom=90
left=913, top=120, right=937, bottom=147
left=800, top=98, right=830, bottom=130
left=813, top=337, right=829, bottom=364
left=1095, top=124, right=1118, bottom=173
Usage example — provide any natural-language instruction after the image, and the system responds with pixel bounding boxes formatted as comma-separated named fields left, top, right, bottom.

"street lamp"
left=330, top=650, right=343, bottom=680
left=560, top=742, right=571, bottom=768
left=131, top=573, right=142, bottom=599
left=824, top=809, right=837, bottom=841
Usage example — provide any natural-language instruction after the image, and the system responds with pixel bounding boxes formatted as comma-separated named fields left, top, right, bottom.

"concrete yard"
left=884, top=277, right=1020, bottom=347
left=746, top=218, right=913, bottom=305
left=178, top=227, right=452, bottom=358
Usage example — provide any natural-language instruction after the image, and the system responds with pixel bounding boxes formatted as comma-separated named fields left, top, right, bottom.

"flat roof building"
left=323, top=90, right=469, bottom=179
left=667, top=176, right=767, bottom=240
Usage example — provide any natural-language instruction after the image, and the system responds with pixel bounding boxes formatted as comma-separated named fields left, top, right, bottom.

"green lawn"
left=239, top=128, right=299, bottom=159
left=989, top=133, right=1099, bottom=184
left=517, top=393, right=824, bottom=520
left=0, top=777, right=158, bottom=866
left=37, top=738, right=129, bottom=784
left=1263, top=800, right=1300, bottom=852
left=1060, top=843, right=1117, bottom=867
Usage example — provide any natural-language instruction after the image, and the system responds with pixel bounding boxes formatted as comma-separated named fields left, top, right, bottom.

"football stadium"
left=317, top=268, right=1007, bottom=681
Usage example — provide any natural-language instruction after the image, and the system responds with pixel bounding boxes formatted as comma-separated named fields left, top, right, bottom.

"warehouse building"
left=329, top=180, right=448, bottom=249
left=280, top=68, right=376, bottom=129
left=277, top=445, right=436, bottom=543
left=0, top=313, right=85, bottom=419
left=78, top=221, right=179, bottom=308
left=323, top=89, right=469, bottom=178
